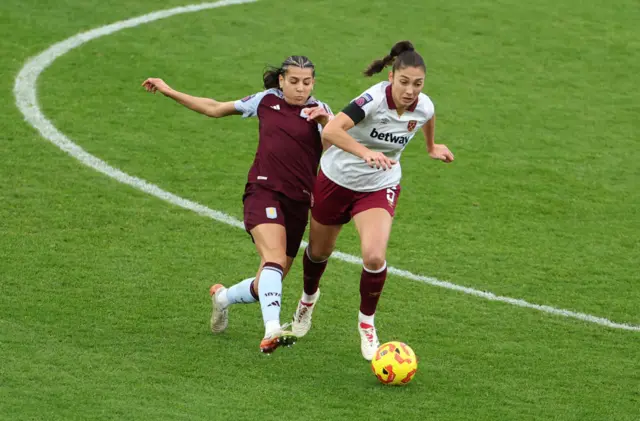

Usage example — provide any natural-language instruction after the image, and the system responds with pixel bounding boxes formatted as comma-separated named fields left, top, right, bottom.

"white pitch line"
left=13, top=1, right=640, bottom=332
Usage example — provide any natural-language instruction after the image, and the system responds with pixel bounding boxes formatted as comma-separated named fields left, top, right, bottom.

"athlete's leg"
left=247, top=223, right=297, bottom=352
left=304, top=216, right=342, bottom=294
left=354, top=208, right=393, bottom=313
left=292, top=169, right=352, bottom=337
left=292, top=217, right=343, bottom=337
left=353, top=208, right=393, bottom=360
left=209, top=256, right=293, bottom=334
left=210, top=185, right=295, bottom=352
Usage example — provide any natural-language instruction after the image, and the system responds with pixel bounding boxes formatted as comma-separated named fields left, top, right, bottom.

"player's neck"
left=282, top=94, right=309, bottom=107
left=390, top=94, right=407, bottom=116
left=395, top=106, right=407, bottom=117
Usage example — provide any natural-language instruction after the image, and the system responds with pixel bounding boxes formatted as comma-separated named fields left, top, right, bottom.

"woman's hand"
left=142, top=78, right=173, bottom=96
left=362, top=150, right=397, bottom=170
left=428, top=144, right=454, bottom=163
left=302, top=106, right=332, bottom=126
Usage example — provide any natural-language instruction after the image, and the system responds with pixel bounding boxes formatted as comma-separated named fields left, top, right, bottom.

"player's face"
left=388, top=67, right=425, bottom=109
left=280, top=67, right=315, bottom=105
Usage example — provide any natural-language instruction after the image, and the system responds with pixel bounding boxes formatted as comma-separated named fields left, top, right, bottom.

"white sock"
left=301, top=290, right=319, bottom=304
left=264, top=320, right=281, bottom=336
left=221, top=277, right=257, bottom=308
left=359, top=311, right=375, bottom=326
left=259, top=264, right=284, bottom=336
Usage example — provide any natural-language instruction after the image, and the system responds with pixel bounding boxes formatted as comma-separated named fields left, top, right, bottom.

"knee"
left=362, top=249, right=386, bottom=271
left=261, top=250, right=288, bottom=271
left=264, top=256, right=288, bottom=270
left=256, top=256, right=287, bottom=291
left=308, top=242, right=332, bottom=262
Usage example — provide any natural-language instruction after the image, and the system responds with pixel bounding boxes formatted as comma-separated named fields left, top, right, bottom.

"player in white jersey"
left=290, top=41, right=454, bottom=360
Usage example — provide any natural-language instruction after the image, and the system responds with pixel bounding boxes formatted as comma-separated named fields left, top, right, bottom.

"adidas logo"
left=270, top=104, right=280, bottom=111
left=267, top=301, right=281, bottom=308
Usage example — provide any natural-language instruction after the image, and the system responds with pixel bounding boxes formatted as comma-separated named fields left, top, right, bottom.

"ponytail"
left=263, top=66, right=283, bottom=89
left=364, top=40, right=424, bottom=77
left=363, top=54, right=396, bottom=77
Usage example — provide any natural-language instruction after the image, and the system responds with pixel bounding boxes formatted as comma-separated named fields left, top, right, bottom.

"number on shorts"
left=386, top=187, right=397, bottom=204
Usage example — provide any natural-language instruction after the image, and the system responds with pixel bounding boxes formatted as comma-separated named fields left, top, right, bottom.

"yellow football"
left=371, top=341, right=418, bottom=385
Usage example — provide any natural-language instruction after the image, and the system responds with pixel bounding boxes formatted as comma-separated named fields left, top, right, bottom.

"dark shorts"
left=243, top=183, right=310, bottom=258
left=311, top=169, right=401, bottom=226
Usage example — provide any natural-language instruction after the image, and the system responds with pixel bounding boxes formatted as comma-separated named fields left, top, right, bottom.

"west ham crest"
left=407, top=120, right=417, bottom=131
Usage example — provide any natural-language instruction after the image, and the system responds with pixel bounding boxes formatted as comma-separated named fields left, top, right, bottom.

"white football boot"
left=291, top=289, right=321, bottom=337
left=358, top=321, right=380, bottom=361
left=209, top=284, right=228, bottom=333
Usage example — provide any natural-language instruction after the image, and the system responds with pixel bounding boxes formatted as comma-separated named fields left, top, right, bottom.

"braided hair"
left=263, top=55, right=315, bottom=89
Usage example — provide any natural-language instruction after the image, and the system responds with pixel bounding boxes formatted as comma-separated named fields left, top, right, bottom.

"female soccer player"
left=290, top=41, right=454, bottom=360
left=142, top=55, right=332, bottom=353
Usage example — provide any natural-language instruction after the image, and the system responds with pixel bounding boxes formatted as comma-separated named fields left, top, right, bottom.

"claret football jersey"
left=234, top=89, right=332, bottom=203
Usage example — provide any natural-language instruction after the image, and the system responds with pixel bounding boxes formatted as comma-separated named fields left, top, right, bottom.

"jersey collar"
left=385, top=84, right=419, bottom=112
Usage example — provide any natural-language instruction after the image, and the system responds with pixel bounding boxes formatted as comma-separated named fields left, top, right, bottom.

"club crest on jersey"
left=407, top=120, right=417, bottom=131
left=354, top=93, right=373, bottom=108
left=241, top=94, right=256, bottom=102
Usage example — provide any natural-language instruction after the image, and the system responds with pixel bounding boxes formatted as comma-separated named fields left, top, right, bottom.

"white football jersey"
left=320, top=81, right=435, bottom=192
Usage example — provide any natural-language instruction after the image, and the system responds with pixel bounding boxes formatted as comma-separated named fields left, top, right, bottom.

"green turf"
left=1, top=0, right=639, bottom=420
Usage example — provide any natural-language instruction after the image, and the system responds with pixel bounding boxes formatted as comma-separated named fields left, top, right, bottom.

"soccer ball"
left=371, top=341, right=418, bottom=385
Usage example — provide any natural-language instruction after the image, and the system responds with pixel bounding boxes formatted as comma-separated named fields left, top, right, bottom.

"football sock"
left=259, top=262, right=284, bottom=336
left=359, top=261, right=387, bottom=316
left=302, top=290, right=319, bottom=304
left=218, top=277, right=258, bottom=308
left=302, top=247, right=328, bottom=298
left=359, top=311, right=375, bottom=326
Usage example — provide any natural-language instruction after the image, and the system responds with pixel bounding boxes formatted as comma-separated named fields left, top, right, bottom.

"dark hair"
left=263, top=55, right=315, bottom=89
left=363, top=41, right=425, bottom=77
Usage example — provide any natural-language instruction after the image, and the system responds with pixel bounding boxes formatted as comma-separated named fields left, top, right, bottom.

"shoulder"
left=235, top=89, right=285, bottom=118
left=264, top=88, right=284, bottom=98
left=247, top=89, right=289, bottom=112
left=248, top=88, right=284, bottom=101
left=348, top=81, right=387, bottom=112
left=257, top=88, right=284, bottom=103
left=237, top=89, right=280, bottom=104
left=358, top=81, right=387, bottom=104
left=368, top=81, right=389, bottom=96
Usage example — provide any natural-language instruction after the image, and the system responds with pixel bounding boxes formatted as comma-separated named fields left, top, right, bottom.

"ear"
left=278, top=74, right=284, bottom=89
left=388, top=71, right=393, bottom=83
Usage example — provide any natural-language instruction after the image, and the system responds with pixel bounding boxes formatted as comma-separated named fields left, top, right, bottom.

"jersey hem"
left=319, top=163, right=400, bottom=193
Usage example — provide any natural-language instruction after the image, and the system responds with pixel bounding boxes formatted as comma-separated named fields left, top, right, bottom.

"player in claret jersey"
left=290, top=41, right=454, bottom=360
left=142, top=55, right=332, bottom=354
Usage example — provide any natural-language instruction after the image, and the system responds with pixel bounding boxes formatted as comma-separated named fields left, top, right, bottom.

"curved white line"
left=13, top=1, right=640, bottom=332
